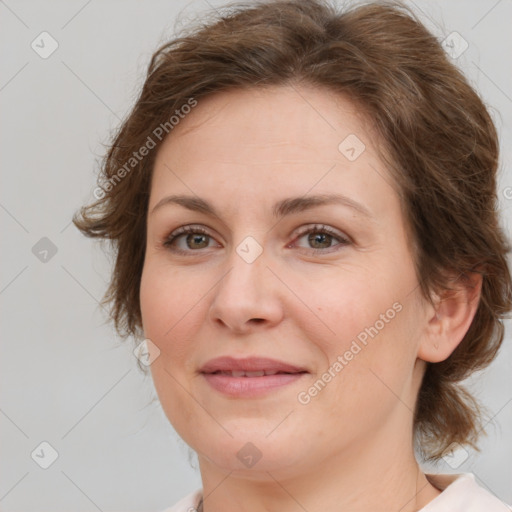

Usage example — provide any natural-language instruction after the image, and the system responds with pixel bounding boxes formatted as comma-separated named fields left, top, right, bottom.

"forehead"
left=161, top=85, right=369, bottom=160
left=149, top=85, right=400, bottom=224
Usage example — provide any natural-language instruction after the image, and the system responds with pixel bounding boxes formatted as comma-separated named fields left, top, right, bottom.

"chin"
left=189, top=428, right=310, bottom=476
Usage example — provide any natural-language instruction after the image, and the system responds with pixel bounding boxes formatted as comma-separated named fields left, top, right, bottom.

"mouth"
left=200, top=356, right=307, bottom=374
left=207, top=369, right=307, bottom=377
left=200, top=356, right=308, bottom=397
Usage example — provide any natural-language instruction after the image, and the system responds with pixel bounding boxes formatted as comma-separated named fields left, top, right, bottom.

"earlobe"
left=417, top=272, right=483, bottom=363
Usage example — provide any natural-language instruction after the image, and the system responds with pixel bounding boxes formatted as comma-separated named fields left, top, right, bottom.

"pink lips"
left=200, top=356, right=308, bottom=398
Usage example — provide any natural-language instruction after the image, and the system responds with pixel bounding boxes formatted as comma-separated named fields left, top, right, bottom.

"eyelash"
left=162, top=224, right=351, bottom=255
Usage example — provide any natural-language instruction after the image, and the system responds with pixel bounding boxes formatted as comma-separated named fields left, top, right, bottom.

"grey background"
left=1, top=0, right=511, bottom=511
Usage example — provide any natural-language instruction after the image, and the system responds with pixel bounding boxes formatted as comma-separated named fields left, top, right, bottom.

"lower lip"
left=202, top=372, right=306, bottom=397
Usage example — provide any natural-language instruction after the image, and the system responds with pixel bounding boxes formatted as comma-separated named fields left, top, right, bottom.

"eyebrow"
left=150, top=193, right=373, bottom=220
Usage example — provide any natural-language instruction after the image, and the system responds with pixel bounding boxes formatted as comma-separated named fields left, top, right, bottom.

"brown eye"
left=163, top=226, right=217, bottom=253
left=293, top=224, right=350, bottom=253
left=307, top=232, right=334, bottom=249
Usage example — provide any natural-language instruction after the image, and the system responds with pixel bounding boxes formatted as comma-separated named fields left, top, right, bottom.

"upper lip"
left=200, top=356, right=307, bottom=374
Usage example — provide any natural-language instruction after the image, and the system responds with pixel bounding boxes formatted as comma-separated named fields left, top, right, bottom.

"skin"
left=140, top=84, right=482, bottom=512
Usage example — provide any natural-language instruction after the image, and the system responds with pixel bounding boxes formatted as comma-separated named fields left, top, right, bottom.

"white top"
left=160, top=473, right=511, bottom=512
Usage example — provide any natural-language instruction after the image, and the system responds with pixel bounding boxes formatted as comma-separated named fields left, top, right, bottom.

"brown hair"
left=73, top=0, right=512, bottom=462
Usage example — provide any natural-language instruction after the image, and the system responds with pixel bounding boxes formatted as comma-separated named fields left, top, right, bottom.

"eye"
left=162, top=223, right=350, bottom=255
left=291, top=224, right=351, bottom=253
left=163, top=225, right=219, bottom=254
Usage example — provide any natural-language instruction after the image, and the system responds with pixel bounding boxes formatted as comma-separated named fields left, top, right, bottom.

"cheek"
left=140, top=263, right=202, bottom=435
left=140, top=261, right=196, bottom=339
left=295, top=264, right=396, bottom=346
left=139, top=263, right=198, bottom=384
left=299, top=262, right=417, bottom=384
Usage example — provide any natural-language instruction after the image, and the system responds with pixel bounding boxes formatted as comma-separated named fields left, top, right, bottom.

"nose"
left=208, top=243, right=284, bottom=334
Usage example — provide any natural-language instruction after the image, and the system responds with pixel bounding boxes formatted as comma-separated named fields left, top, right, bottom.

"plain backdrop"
left=1, top=0, right=511, bottom=511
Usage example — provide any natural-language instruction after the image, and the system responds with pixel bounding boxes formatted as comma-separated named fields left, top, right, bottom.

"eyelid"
left=291, top=223, right=351, bottom=244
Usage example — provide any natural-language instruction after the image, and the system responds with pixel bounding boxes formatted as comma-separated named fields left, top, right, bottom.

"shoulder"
left=421, top=473, right=511, bottom=512
left=158, top=489, right=202, bottom=512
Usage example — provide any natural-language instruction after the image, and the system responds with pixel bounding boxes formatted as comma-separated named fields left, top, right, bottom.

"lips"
left=200, top=357, right=308, bottom=397
left=200, top=356, right=307, bottom=397
left=215, top=369, right=285, bottom=377
left=200, top=356, right=307, bottom=375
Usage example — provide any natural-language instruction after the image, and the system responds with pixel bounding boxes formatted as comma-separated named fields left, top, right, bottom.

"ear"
left=417, top=272, right=483, bottom=363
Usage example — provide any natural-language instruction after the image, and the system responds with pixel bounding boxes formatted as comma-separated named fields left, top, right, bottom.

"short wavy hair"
left=73, top=0, right=512, bottom=462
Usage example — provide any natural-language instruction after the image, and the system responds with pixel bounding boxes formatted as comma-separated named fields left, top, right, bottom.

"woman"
left=73, top=0, right=512, bottom=510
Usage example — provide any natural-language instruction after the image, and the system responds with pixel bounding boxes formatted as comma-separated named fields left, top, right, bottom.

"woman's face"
left=140, top=85, right=434, bottom=477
